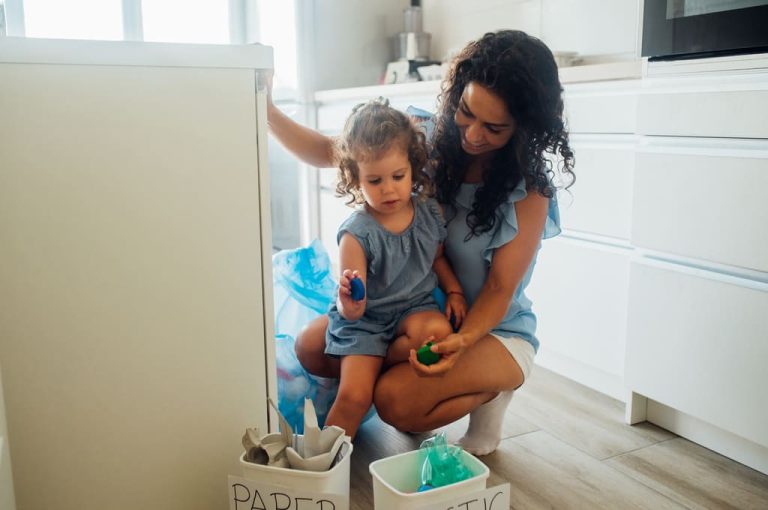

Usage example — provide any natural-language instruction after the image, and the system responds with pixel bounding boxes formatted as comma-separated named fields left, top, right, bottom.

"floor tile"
left=483, top=430, right=686, bottom=510
left=608, top=438, right=768, bottom=510
left=512, top=367, right=675, bottom=459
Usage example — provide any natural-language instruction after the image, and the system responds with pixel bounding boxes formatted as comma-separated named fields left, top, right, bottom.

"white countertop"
left=0, top=37, right=274, bottom=70
left=558, top=59, right=643, bottom=83
left=315, top=60, right=643, bottom=103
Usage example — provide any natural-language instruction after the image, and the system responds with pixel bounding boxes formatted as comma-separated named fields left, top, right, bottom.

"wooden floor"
left=349, top=367, right=768, bottom=510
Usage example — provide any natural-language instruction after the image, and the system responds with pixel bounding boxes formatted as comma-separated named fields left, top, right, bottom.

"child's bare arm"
left=433, top=243, right=467, bottom=328
left=337, top=233, right=367, bottom=321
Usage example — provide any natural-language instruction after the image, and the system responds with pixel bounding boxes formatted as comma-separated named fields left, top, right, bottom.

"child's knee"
left=335, top=385, right=373, bottom=415
left=430, top=318, right=453, bottom=339
left=421, top=316, right=452, bottom=341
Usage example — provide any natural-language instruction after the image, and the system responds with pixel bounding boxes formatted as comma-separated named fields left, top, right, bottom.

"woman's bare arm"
left=413, top=191, right=549, bottom=374
left=267, top=102, right=337, bottom=169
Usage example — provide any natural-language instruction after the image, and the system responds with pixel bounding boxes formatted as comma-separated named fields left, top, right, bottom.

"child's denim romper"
left=325, top=197, right=446, bottom=357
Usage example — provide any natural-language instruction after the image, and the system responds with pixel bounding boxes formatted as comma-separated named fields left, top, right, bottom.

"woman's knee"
left=295, top=316, right=328, bottom=373
left=373, top=374, right=422, bottom=431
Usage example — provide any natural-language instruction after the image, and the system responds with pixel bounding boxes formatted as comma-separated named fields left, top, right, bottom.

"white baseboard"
left=647, top=399, right=768, bottom=475
left=535, top=347, right=626, bottom=402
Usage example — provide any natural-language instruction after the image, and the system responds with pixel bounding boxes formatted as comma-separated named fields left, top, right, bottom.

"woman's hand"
left=445, top=292, right=467, bottom=329
left=408, top=332, right=470, bottom=377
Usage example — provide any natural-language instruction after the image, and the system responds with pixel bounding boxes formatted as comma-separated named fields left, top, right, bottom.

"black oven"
left=642, top=0, right=768, bottom=60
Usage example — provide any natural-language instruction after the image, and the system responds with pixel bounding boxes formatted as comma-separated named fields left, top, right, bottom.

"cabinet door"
left=625, top=260, right=768, bottom=448
left=560, top=135, right=635, bottom=240
left=526, top=237, right=632, bottom=399
left=564, top=80, right=639, bottom=134
left=0, top=63, right=270, bottom=510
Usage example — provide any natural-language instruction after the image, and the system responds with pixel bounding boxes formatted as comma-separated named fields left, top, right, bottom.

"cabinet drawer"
left=632, top=140, right=768, bottom=272
left=564, top=80, right=639, bottom=134
left=637, top=75, right=768, bottom=138
left=625, top=260, right=768, bottom=447
left=526, top=238, right=631, bottom=378
left=560, top=135, right=635, bottom=240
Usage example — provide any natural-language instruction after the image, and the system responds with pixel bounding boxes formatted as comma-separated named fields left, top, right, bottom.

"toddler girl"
left=323, top=98, right=466, bottom=438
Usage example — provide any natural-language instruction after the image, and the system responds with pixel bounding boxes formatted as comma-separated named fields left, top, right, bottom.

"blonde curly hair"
left=335, top=97, right=432, bottom=205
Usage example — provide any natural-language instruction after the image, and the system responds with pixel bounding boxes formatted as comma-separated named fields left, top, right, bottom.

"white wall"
left=422, top=0, right=639, bottom=64
left=312, top=0, right=409, bottom=90
left=310, top=0, right=640, bottom=91
left=541, top=0, right=640, bottom=57
left=423, top=0, right=542, bottom=61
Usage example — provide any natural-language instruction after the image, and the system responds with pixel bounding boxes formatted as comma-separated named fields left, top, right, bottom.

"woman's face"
left=454, top=81, right=516, bottom=157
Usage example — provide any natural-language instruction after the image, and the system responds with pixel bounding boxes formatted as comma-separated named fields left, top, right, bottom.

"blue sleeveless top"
left=443, top=179, right=561, bottom=352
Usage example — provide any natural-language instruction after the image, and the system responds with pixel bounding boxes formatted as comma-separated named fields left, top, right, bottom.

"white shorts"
left=489, top=333, right=536, bottom=382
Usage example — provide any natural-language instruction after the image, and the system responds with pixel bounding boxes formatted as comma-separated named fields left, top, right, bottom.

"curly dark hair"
left=335, top=97, right=432, bottom=205
left=433, top=30, right=575, bottom=236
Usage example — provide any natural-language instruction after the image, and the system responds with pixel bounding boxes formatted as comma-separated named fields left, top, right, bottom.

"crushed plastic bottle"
left=418, top=432, right=473, bottom=491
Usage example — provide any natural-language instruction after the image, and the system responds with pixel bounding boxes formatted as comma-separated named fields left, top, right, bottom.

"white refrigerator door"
left=0, top=39, right=275, bottom=510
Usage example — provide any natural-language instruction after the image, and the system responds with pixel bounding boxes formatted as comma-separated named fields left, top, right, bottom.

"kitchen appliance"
left=395, top=0, right=430, bottom=61
left=385, top=0, right=440, bottom=84
left=641, top=0, right=768, bottom=60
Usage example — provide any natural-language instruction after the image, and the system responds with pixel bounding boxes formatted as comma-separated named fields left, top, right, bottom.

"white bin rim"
left=369, top=446, right=489, bottom=498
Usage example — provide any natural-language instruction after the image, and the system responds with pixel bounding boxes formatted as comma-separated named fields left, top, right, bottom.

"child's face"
left=454, top=81, right=516, bottom=157
left=356, top=145, right=413, bottom=216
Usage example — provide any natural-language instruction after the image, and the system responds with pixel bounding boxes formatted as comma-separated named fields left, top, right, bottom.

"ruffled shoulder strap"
left=483, top=180, right=561, bottom=265
left=420, top=197, right=448, bottom=242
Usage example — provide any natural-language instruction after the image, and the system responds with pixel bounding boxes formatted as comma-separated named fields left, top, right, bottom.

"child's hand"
left=338, top=269, right=365, bottom=320
left=338, top=269, right=358, bottom=297
left=445, top=292, right=467, bottom=329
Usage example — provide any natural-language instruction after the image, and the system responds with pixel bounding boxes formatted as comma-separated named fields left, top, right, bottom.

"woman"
left=267, top=30, right=574, bottom=455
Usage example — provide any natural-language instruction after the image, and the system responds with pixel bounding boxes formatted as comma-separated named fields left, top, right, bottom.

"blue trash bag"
left=272, top=239, right=375, bottom=432
left=275, top=333, right=342, bottom=433
left=272, top=239, right=337, bottom=340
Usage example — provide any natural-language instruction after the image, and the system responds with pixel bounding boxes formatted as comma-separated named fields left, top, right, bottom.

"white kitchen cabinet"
left=526, top=238, right=632, bottom=400
left=625, top=260, right=768, bottom=450
left=0, top=38, right=276, bottom=510
left=529, top=77, right=641, bottom=398
left=625, top=57, right=768, bottom=473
